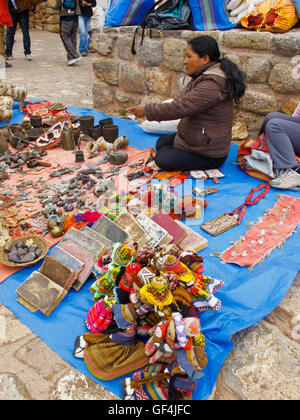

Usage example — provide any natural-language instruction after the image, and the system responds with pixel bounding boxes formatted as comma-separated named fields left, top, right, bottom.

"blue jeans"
left=78, top=16, right=91, bottom=54
left=6, top=10, right=31, bottom=57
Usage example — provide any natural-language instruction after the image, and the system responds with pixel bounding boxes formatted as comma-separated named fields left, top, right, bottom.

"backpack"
left=63, top=0, right=76, bottom=10
left=131, top=0, right=192, bottom=54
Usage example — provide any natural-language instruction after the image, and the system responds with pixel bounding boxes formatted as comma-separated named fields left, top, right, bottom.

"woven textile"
left=83, top=333, right=149, bottom=381
left=221, top=195, right=300, bottom=267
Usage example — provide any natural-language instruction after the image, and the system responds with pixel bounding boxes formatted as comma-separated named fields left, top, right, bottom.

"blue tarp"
left=0, top=105, right=299, bottom=400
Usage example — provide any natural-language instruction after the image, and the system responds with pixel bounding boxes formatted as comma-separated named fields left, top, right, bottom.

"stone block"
left=269, top=63, right=300, bottom=94
left=61, top=227, right=107, bottom=260
left=50, top=247, right=83, bottom=278
left=114, top=211, right=150, bottom=247
left=146, top=67, right=172, bottom=96
left=281, top=99, right=299, bottom=115
left=136, top=39, right=164, bottom=67
left=80, top=225, right=113, bottom=252
left=92, top=33, right=118, bottom=56
left=163, top=39, right=187, bottom=72
left=181, top=30, right=220, bottom=42
left=270, top=33, right=300, bottom=57
left=93, top=60, right=119, bottom=86
left=135, top=212, right=172, bottom=248
left=245, top=56, right=271, bottom=84
left=238, top=89, right=278, bottom=115
left=40, top=256, right=76, bottom=291
left=93, top=81, right=115, bottom=109
left=119, top=63, right=146, bottom=93
left=16, top=272, right=67, bottom=316
left=222, top=30, right=272, bottom=50
left=58, top=240, right=95, bottom=291
left=91, top=214, right=131, bottom=244
left=116, top=36, right=135, bottom=61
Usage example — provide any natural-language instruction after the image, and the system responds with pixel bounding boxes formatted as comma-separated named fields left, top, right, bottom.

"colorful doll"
left=161, top=255, right=224, bottom=312
left=122, top=312, right=208, bottom=400
left=90, top=242, right=136, bottom=301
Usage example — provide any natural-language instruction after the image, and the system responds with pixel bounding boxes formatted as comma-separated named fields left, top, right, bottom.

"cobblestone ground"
left=0, top=29, right=299, bottom=400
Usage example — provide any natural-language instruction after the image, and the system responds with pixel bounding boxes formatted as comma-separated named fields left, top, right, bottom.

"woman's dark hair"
left=188, top=35, right=246, bottom=103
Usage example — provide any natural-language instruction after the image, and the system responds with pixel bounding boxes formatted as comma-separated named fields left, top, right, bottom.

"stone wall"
left=30, top=1, right=60, bottom=33
left=91, top=27, right=300, bottom=138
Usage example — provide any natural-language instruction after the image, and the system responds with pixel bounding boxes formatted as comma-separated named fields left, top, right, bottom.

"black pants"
left=60, top=16, right=79, bottom=61
left=6, top=10, right=31, bottom=57
left=154, top=133, right=227, bottom=171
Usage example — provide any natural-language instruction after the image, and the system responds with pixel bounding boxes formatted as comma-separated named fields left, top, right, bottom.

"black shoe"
left=5, top=62, right=12, bottom=68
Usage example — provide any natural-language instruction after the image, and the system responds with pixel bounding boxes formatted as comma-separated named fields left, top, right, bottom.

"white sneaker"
left=6, top=55, right=13, bottom=60
left=25, top=54, right=32, bottom=61
left=269, top=168, right=300, bottom=190
left=67, top=56, right=81, bottom=66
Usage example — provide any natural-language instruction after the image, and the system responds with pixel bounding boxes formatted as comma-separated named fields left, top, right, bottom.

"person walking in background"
left=5, top=0, right=33, bottom=61
left=0, top=0, right=13, bottom=67
left=78, top=0, right=96, bottom=56
left=51, top=0, right=81, bottom=66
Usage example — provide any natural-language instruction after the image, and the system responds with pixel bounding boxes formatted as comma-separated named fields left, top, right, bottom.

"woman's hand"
left=127, top=104, right=146, bottom=118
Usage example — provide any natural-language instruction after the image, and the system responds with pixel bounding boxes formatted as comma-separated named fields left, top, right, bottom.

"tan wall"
left=90, top=26, right=300, bottom=138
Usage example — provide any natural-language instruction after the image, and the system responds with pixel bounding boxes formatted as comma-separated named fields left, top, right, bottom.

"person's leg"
left=60, top=18, right=79, bottom=61
left=259, top=112, right=297, bottom=135
left=86, top=17, right=92, bottom=52
left=265, top=117, right=300, bottom=169
left=266, top=117, right=300, bottom=189
left=70, top=16, right=80, bottom=58
left=18, top=10, right=31, bottom=56
left=156, top=133, right=177, bottom=151
left=155, top=144, right=227, bottom=171
left=5, top=13, right=17, bottom=58
left=78, top=16, right=87, bottom=54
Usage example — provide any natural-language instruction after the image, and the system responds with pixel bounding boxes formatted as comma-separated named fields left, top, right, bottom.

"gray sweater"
left=52, top=0, right=81, bottom=16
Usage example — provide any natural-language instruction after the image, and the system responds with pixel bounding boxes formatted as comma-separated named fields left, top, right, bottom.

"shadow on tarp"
left=0, top=102, right=299, bottom=400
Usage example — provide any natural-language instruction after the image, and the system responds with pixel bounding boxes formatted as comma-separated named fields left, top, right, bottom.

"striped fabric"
left=293, top=102, right=300, bottom=119
left=188, top=0, right=236, bottom=30
left=105, top=0, right=154, bottom=27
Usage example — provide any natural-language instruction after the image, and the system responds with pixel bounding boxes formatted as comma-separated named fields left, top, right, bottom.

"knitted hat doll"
left=111, top=242, right=136, bottom=267
left=161, top=254, right=195, bottom=285
left=140, top=276, right=174, bottom=308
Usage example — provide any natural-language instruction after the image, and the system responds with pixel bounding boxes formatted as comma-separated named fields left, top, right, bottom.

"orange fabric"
left=0, top=143, right=156, bottom=283
left=240, top=0, right=298, bottom=33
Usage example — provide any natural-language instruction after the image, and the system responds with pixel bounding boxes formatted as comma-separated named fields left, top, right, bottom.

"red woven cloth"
left=221, top=195, right=300, bottom=267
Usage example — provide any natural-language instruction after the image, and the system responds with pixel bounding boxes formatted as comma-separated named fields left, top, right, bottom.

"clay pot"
left=30, top=115, right=42, bottom=128
left=99, top=118, right=113, bottom=128
left=79, top=115, right=95, bottom=134
left=103, top=125, right=119, bottom=144
left=108, top=151, right=128, bottom=165
left=89, top=125, right=102, bottom=140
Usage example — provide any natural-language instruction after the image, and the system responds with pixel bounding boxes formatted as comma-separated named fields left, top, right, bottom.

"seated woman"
left=258, top=101, right=300, bottom=190
left=127, top=35, right=245, bottom=172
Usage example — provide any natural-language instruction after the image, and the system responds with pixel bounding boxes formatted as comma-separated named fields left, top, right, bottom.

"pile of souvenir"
left=73, top=239, right=224, bottom=401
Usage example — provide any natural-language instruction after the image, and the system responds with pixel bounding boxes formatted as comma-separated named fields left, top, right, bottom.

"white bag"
left=141, top=99, right=180, bottom=135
